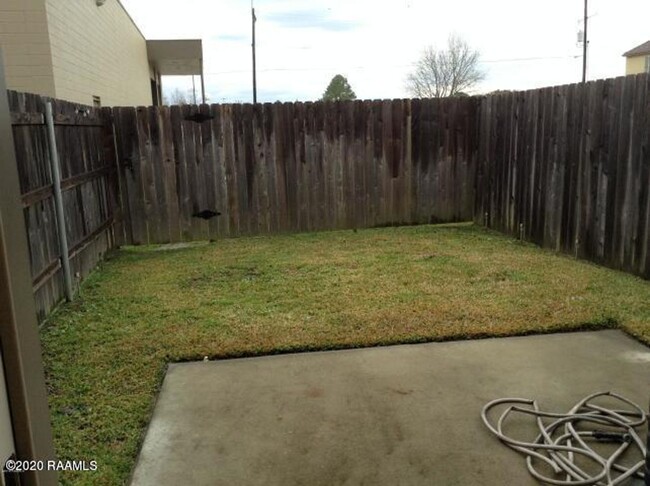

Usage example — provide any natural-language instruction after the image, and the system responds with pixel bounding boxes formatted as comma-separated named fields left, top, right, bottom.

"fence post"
left=44, top=102, right=73, bottom=301
left=0, top=47, right=58, bottom=485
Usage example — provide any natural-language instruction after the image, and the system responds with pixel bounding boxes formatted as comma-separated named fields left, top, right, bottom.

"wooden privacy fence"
left=8, top=91, right=116, bottom=320
left=109, top=98, right=479, bottom=245
left=9, top=94, right=478, bottom=319
left=8, top=73, right=650, bottom=320
left=475, top=74, right=650, bottom=279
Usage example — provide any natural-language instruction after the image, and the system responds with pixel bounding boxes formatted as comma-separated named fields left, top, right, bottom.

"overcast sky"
left=121, top=0, right=650, bottom=103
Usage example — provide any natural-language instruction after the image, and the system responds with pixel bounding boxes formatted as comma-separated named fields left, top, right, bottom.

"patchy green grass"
left=40, top=223, right=650, bottom=484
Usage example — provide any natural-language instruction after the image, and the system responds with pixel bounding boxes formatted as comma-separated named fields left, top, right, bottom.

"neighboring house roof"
left=623, top=41, right=650, bottom=57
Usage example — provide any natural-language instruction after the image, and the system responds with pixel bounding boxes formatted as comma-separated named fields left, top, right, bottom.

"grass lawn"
left=40, top=223, right=650, bottom=484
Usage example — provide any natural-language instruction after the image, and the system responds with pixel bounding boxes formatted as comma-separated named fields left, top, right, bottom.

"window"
left=92, top=96, right=101, bottom=108
left=646, top=56, right=650, bottom=74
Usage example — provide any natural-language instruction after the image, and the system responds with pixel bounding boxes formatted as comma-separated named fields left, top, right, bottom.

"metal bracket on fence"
left=45, top=102, right=74, bottom=302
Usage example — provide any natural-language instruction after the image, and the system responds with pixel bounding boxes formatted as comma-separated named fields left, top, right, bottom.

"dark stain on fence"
left=475, top=74, right=650, bottom=279
left=8, top=91, right=115, bottom=320
left=8, top=73, right=650, bottom=320
left=108, top=97, right=478, bottom=245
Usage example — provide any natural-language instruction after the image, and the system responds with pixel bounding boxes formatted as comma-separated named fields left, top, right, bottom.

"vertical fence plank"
left=227, top=103, right=238, bottom=236
left=637, top=76, right=650, bottom=276
left=474, top=74, right=650, bottom=279
left=105, top=74, right=650, bottom=281
left=10, top=91, right=118, bottom=319
left=9, top=73, right=650, bottom=325
left=160, top=106, right=181, bottom=242
left=209, top=104, right=227, bottom=238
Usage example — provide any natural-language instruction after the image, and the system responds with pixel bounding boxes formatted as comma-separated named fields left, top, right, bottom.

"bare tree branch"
left=407, top=34, right=485, bottom=98
left=164, top=88, right=191, bottom=106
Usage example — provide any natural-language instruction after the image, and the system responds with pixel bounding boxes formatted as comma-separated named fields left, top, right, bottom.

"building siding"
left=44, top=0, right=152, bottom=106
left=0, top=0, right=56, bottom=97
left=0, top=0, right=152, bottom=106
left=626, top=55, right=649, bottom=75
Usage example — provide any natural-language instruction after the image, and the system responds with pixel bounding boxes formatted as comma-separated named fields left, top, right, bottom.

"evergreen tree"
left=322, top=75, right=357, bottom=101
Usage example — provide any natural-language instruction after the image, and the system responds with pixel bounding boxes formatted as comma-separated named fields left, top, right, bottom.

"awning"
left=147, top=39, right=203, bottom=76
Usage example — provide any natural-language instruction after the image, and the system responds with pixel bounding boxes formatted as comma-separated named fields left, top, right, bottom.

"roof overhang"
left=147, top=39, right=203, bottom=76
left=623, top=40, right=650, bottom=58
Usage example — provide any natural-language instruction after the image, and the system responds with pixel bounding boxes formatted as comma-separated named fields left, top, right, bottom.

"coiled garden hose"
left=481, top=391, right=647, bottom=485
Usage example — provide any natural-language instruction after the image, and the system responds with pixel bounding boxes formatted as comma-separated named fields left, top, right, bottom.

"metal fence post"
left=44, top=102, right=73, bottom=301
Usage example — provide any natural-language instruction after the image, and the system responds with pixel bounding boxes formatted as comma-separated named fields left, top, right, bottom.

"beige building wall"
left=44, top=0, right=152, bottom=106
left=626, top=55, right=649, bottom=75
left=0, top=0, right=56, bottom=97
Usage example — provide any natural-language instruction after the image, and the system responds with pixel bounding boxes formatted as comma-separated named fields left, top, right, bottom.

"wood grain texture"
left=8, top=90, right=115, bottom=321
left=111, top=98, right=479, bottom=243
left=10, top=73, right=650, bottom=323
left=475, top=74, right=650, bottom=279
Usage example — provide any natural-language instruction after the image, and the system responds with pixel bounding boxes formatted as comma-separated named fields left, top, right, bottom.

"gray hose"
left=481, top=391, right=647, bottom=485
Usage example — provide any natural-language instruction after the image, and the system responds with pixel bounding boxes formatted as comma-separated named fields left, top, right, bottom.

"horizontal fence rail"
left=8, top=91, right=116, bottom=320
left=109, top=98, right=479, bottom=245
left=7, top=72, right=650, bottom=320
left=475, top=74, right=650, bottom=279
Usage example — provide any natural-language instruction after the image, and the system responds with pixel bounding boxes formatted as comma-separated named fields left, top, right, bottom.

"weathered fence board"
left=8, top=91, right=116, bottom=320
left=475, top=74, right=650, bottom=279
left=8, top=72, right=650, bottom=323
left=109, top=98, right=479, bottom=244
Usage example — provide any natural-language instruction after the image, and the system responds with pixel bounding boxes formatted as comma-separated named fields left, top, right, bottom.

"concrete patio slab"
left=130, top=330, right=650, bottom=485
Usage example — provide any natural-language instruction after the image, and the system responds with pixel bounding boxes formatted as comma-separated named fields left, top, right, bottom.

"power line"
left=203, top=55, right=578, bottom=77
left=481, top=55, right=576, bottom=63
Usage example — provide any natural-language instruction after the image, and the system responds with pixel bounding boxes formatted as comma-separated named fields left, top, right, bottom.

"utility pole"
left=582, top=0, right=588, bottom=83
left=251, top=1, right=257, bottom=104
